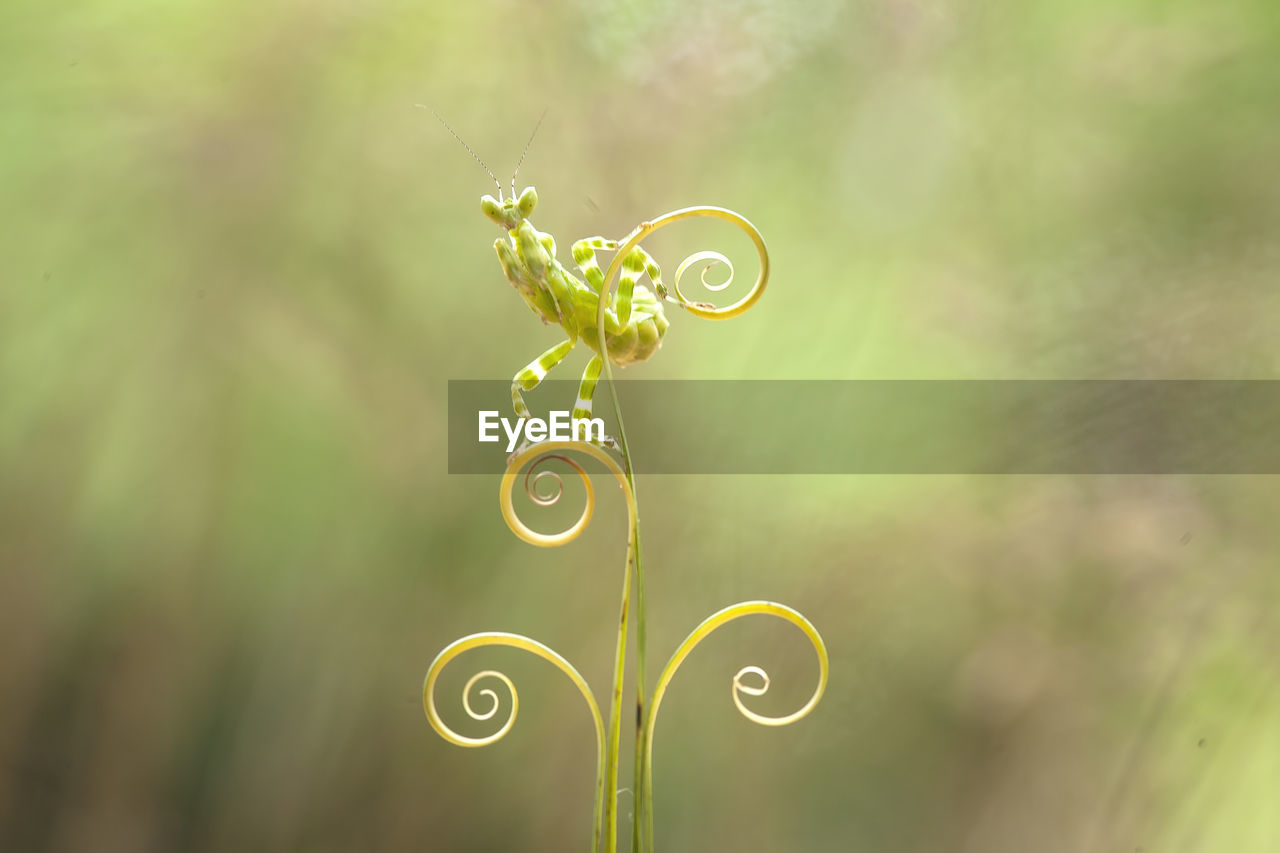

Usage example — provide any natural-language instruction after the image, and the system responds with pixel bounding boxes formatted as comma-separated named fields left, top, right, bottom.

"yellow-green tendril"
left=594, top=208, right=769, bottom=853
left=500, top=441, right=637, bottom=853
left=642, top=601, right=829, bottom=849
left=502, top=450, right=590, bottom=547
left=423, top=631, right=607, bottom=853
left=600, top=206, right=770, bottom=326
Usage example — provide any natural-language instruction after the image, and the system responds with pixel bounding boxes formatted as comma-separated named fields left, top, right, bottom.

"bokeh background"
left=3, top=0, right=1278, bottom=851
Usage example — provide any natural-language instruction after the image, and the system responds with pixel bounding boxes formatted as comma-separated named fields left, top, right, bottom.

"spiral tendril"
left=649, top=600, right=827, bottom=734
left=500, top=441, right=634, bottom=548
left=461, top=670, right=506, bottom=722
left=641, top=601, right=828, bottom=842
left=674, top=249, right=735, bottom=300
left=425, top=632, right=606, bottom=750
left=525, top=454, right=574, bottom=506
left=423, top=631, right=608, bottom=851
left=597, top=206, right=769, bottom=333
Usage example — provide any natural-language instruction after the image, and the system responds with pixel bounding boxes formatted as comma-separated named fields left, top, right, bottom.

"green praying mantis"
left=423, top=107, right=716, bottom=437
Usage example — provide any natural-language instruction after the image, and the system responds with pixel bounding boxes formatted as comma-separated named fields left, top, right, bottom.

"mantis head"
left=481, top=187, right=538, bottom=230
left=419, top=105, right=546, bottom=232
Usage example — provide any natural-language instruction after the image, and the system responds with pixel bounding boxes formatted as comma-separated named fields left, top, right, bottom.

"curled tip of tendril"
left=424, top=632, right=605, bottom=754
left=500, top=441, right=634, bottom=549
left=426, top=656, right=518, bottom=748
left=525, top=454, right=575, bottom=507
left=731, top=663, right=812, bottom=727
left=674, top=250, right=735, bottom=305
left=733, top=664, right=769, bottom=694
left=648, top=601, right=828, bottom=746
left=462, top=671, right=505, bottom=721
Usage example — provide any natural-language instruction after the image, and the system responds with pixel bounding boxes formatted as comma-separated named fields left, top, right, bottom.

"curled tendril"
left=526, top=456, right=572, bottom=506
left=500, top=441, right=634, bottom=548
left=461, top=670, right=508, bottom=723
left=641, top=601, right=828, bottom=842
left=597, top=206, right=769, bottom=337
left=423, top=631, right=608, bottom=852
left=674, top=249, right=734, bottom=301
left=423, top=632, right=604, bottom=749
left=648, top=600, right=828, bottom=731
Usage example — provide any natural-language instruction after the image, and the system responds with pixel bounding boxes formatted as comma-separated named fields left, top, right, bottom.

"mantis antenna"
left=417, top=104, right=503, bottom=200
left=511, top=109, right=548, bottom=200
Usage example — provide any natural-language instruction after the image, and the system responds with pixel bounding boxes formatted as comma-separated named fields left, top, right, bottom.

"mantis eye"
left=481, top=195, right=503, bottom=222
left=517, top=187, right=538, bottom=217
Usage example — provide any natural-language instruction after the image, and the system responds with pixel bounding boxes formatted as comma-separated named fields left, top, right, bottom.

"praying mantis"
left=424, top=108, right=710, bottom=437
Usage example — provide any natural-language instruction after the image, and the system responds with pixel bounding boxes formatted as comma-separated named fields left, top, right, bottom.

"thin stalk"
left=596, top=221, right=647, bottom=853
left=631, top=514, right=648, bottom=853
left=604, top=376, right=647, bottom=853
left=616, top=427, right=647, bottom=853
left=602, top=532, right=632, bottom=853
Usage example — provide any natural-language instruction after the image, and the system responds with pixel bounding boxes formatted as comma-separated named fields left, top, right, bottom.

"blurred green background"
left=2, top=0, right=1278, bottom=850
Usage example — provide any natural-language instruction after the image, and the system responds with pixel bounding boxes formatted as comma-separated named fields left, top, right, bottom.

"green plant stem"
left=608, top=392, right=648, bottom=853
left=629, top=475, right=648, bottom=853
left=603, top=527, right=632, bottom=853
left=596, top=223, right=649, bottom=853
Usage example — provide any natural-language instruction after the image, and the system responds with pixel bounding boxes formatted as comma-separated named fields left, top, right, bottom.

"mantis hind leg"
left=571, top=355, right=603, bottom=422
left=571, top=354, right=619, bottom=451
left=512, top=338, right=575, bottom=419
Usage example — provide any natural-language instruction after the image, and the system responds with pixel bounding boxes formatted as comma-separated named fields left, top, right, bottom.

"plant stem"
left=629, top=475, right=648, bottom=853
left=596, top=222, right=650, bottom=853
left=603, top=528, right=631, bottom=853
left=608, top=394, right=648, bottom=853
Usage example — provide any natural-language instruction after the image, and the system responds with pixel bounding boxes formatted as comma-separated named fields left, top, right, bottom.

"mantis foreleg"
left=517, top=221, right=580, bottom=339
left=572, top=238, right=665, bottom=329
